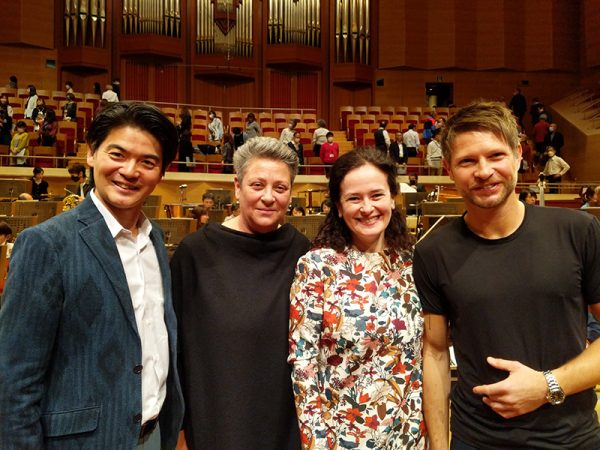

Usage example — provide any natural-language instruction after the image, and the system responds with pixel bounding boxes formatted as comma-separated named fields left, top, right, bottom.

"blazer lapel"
left=76, top=198, right=139, bottom=335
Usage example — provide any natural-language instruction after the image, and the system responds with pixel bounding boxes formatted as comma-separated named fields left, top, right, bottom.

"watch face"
left=547, top=390, right=565, bottom=405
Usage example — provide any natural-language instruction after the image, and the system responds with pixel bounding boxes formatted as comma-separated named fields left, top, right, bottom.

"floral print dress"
left=289, top=247, right=426, bottom=450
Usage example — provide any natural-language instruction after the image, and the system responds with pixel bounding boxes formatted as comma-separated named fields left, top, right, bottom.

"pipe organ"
left=267, top=0, right=320, bottom=47
left=122, top=0, right=181, bottom=37
left=335, top=0, right=370, bottom=64
left=64, top=0, right=107, bottom=47
left=196, top=0, right=253, bottom=57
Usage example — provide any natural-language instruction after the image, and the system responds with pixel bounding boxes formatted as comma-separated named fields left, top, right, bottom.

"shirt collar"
left=90, top=189, right=151, bottom=239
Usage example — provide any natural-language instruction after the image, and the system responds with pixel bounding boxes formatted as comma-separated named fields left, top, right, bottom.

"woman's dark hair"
left=86, top=102, right=178, bottom=174
left=0, top=221, right=13, bottom=237
left=289, top=118, right=300, bottom=129
left=28, top=85, right=37, bottom=96
left=518, top=188, right=537, bottom=202
left=65, top=81, right=73, bottom=89
left=581, top=186, right=596, bottom=205
left=33, top=166, right=44, bottom=176
left=313, top=147, right=414, bottom=252
left=15, top=120, right=27, bottom=130
left=45, top=109, right=57, bottom=123
left=93, top=82, right=101, bottom=95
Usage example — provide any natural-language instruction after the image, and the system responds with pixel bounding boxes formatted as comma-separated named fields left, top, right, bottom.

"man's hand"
left=472, top=357, right=548, bottom=419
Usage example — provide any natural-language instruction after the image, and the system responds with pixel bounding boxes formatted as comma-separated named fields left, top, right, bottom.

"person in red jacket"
left=319, top=131, right=339, bottom=177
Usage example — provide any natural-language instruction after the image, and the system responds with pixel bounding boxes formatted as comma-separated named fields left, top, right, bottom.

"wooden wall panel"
left=155, top=66, right=178, bottom=103
left=504, top=0, right=526, bottom=71
left=270, top=71, right=293, bottom=109
left=524, top=0, right=554, bottom=70
left=454, top=0, right=477, bottom=69
left=192, top=78, right=256, bottom=109
left=0, top=0, right=54, bottom=49
left=378, top=0, right=406, bottom=69
left=427, top=0, right=456, bottom=68
left=373, top=69, right=579, bottom=113
left=476, top=0, right=505, bottom=69
left=0, top=46, right=58, bottom=92
left=404, top=3, right=428, bottom=68
left=124, top=60, right=150, bottom=101
left=297, top=73, right=319, bottom=111
left=552, top=0, right=579, bottom=71
left=583, top=0, right=600, bottom=68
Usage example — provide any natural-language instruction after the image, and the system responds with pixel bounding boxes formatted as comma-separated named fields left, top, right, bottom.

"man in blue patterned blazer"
left=0, top=102, right=184, bottom=449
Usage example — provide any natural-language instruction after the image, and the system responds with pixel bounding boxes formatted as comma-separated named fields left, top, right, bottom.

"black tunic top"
left=170, top=222, right=310, bottom=450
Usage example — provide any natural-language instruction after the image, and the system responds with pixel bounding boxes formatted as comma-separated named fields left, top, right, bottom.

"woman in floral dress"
left=289, top=148, right=426, bottom=450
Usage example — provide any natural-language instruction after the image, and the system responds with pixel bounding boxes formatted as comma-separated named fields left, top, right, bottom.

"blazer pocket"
left=41, top=406, right=100, bottom=437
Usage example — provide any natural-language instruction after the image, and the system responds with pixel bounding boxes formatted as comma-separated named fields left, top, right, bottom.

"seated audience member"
left=221, top=132, right=234, bottom=174
left=62, top=93, right=77, bottom=121
left=68, top=163, right=92, bottom=198
left=7, top=75, right=17, bottom=90
left=191, top=205, right=210, bottom=229
left=581, top=186, right=599, bottom=209
left=18, top=193, right=33, bottom=201
left=541, top=146, right=570, bottom=193
left=408, top=174, right=427, bottom=192
left=319, top=131, right=339, bottom=177
left=287, top=131, right=304, bottom=170
left=518, top=188, right=537, bottom=205
left=64, top=81, right=74, bottom=95
left=9, top=121, right=29, bottom=166
left=92, top=81, right=102, bottom=95
left=320, top=199, right=332, bottom=215
left=0, top=109, right=11, bottom=145
left=30, top=98, right=47, bottom=126
left=0, top=94, right=13, bottom=119
left=101, top=84, right=119, bottom=102
left=202, top=192, right=215, bottom=209
left=312, top=119, right=329, bottom=157
left=31, top=167, right=49, bottom=200
left=38, top=109, right=58, bottom=147
left=223, top=202, right=240, bottom=222
left=291, top=206, right=306, bottom=217
left=24, top=86, right=38, bottom=119
left=0, top=221, right=14, bottom=259
left=279, top=118, right=299, bottom=145
left=389, top=131, right=405, bottom=165
left=403, top=123, right=420, bottom=157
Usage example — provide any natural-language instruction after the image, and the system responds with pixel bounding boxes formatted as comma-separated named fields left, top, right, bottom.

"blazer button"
left=133, top=364, right=143, bottom=374
left=133, top=413, right=142, bottom=423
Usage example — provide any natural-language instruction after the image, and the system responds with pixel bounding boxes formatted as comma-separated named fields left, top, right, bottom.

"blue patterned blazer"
left=0, top=196, right=184, bottom=449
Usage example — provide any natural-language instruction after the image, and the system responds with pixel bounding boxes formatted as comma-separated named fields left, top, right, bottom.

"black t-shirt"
left=414, top=205, right=600, bottom=449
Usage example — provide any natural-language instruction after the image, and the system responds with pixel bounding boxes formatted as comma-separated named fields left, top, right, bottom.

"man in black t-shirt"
left=414, top=101, right=600, bottom=450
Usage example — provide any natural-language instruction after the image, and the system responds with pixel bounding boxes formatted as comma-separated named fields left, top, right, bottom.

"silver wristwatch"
left=543, top=370, right=565, bottom=405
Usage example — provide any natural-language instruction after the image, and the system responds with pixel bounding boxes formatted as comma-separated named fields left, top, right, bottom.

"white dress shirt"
left=101, top=89, right=119, bottom=102
left=90, top=191, right=168, bottom=424
left=403, top=129, right=421, bottom=149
